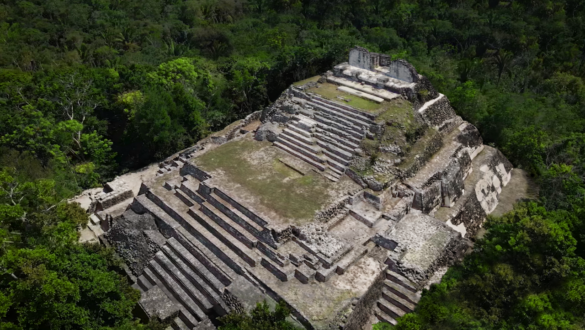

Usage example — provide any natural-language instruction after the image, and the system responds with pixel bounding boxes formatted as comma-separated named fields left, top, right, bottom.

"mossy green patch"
left=293, top=75, right=321, bottom=86
left=195, top=139, right=332, bottom=223
left=306, top=82, right=383, bottom=112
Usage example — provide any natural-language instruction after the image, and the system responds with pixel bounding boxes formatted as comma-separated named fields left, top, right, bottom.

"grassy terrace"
left=306, top=82, right=383, bottom=112
left=194, top=137, right=335, bottom=224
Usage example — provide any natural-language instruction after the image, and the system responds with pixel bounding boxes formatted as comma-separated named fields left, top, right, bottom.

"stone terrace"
left=79, top=47, right=519, bottom=330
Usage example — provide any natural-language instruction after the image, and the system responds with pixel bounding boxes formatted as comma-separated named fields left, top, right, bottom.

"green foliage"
left=219, top=300, right=301, bottom=330
left=1, top=0, right=585, bottom=328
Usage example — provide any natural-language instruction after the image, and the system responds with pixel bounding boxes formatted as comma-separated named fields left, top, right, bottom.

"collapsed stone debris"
left=75, top=47, right=514, bottom=330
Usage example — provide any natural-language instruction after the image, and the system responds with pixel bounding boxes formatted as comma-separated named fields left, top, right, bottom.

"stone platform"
left=75, top=47, right=518, bottom=330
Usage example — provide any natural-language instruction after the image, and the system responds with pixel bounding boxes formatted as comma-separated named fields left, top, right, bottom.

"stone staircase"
left=274, top=95, right=375, bottom=182
left=374, top=269, right=421, bottom=326
left=134, top=235, right=231, bottom=329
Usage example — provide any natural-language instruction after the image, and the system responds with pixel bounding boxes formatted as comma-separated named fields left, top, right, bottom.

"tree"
left=219, top=300, right=301, bottom=330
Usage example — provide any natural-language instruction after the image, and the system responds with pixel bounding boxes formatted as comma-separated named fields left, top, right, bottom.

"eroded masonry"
left=77, top=47, right=514, bottom=330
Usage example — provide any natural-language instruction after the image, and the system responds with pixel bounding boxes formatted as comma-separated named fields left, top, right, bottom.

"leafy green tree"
left=219, top=300, right=301, bottom=330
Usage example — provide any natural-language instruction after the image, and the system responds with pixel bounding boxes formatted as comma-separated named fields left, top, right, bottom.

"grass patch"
left=195, top=139, right=332, bottom=222
left=306, top=82, right=383, bottom=112
left=293, top=75, right=321, bottom=86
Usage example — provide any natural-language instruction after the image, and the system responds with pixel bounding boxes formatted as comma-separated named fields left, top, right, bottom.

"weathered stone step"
left=325, top=156, right=347, bottom=173
left=374, top=305, right=397, bottom=326
left=281, top=128, right=315, bottom=146
left=276, top=135, right=323, bottom=163
left=260, top=257, right=295, bottom=282
left=286, top=123, right=313, bottom=138
left=172, top=317, right=189, bottom=330
left=314, top=124, right=361, bottom=146
left=256, top=241, right=289, bottom=267
left=166, top=237, right=230, bottom=291
left=307, top=100, right=374, bottom=129
left=174, top=189, right=194, bottom=207
left=188, top=207, right=259, bottom=267
left=309, top=94, right=377, bottom=121
left=386, top=269, right=417, bottom=292
left=207, top=192, right=264, bottom=233
left=314, top=113, right=363, bottom=136
left=382, top=287, right=416, bottom=312
left=134, top=193, right=237, bottom=283
left=147, top=258, right=208, bottom=321
left=323, top=147, right=350, bottom=166
left=274, top=142, right=326, bottom=171
left=142, top=268, right=199, bottom=328
left=137, top=275, right=154, bottom=292
left=212, top=188, right=268, bottom=228
left=383, top=279, right=420, bottom=304
left=154, top=251, right=214, bottom=312
left=314, top=133, right=356, bottom=155
left=322, top=171, right=340, bottom=182
left=179, top=181, right=205, bottom=205
left=132, top=195, right=183, bottom=237
left=161, top=245, right=228, bottom=314
left=377, top=298, right=406, bottom=319
left=278, top=132, right=321, bottom=157
left=335, top=246, right=368, bottom=275
left=200, top=202, right=258, bottom=249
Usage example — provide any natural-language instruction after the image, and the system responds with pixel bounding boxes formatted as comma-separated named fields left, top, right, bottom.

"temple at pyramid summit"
left=76, top=46, right=514, bottom=330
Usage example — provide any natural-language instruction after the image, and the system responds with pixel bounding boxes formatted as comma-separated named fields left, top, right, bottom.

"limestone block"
left=254, top=122, right=280, bottom=142
left=412, top=181, right=442, bottom=214
left=138, top=286, right=180, bottom=321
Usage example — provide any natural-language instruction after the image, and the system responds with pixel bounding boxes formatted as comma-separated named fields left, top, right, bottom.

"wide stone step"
left=147, top=258, right=208, bottom=321
left=310, top=95, right=377, bottom=121
left=200, top=202, right=258, bottom=249
left=174, top=189, right=194, bottom=207
left=383, top=280, right=420, bottom=304
left=325, top=156, right=347, bottom=173
left=260, top=257, right=295, bottom=282
left=137, top=275, right=154, bottom=292
left=374, top=306, right=397, bottom=326
left=386, top=269, right=417, bottom=292
left=205, top=193, right=265, bottom=240
left=314, top=125, right=361, bottom=146
left=281, top=128, right=315, bottom=146
left=278, top=133, right=321, bottom=156
left=142, top=268, right=199, bottom=328
left=166, top=237, right=229, bottom=292
left=323, top=147, right=350, bottom=166
left=277, top=135, right=323, bottom=162
left=327, top=75, right=401, bottom=101
left=179, top=181, right=205, bottom=205
left=315, top=119, right=363, bottom=141
left=314, top=113, right=363, bottom=136
left=382, top=287, right=416, bottom=312
left=314, top=133, right=357, bottom=155
left=307, top=100, right=374, bottom=129
left=274, top=142, right=326, bottom=171
left=335, top=246, right=368, bottom=275
left=188, top=207, right=259, bottom=267
left=154, top=251, right=214, bottom=312
left=161, top=245, right=227, bottom=314
left=172, top=317, right=190, bottom=330
left=377, top=298, right=406, bottom=319
left=286, top=123, right=313, bottom=138
left=212, top=188, right=268, bottom=228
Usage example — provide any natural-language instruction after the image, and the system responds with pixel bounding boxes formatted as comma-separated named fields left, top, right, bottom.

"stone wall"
left=417, top=94, right=457, bottom=128
left=180, top=163, right=211, bottom=181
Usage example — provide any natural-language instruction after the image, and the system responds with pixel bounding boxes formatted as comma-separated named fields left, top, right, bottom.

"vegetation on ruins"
left=219, top=300, right=301, bottom=330
left=1, top=0, right=585, bottom=328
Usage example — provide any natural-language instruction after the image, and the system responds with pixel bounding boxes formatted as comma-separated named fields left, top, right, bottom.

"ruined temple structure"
left=81, top=47, right=514, bottom=330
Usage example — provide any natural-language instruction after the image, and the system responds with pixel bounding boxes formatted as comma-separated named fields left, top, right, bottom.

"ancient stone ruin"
left=78, top=47, right=514, bottom=330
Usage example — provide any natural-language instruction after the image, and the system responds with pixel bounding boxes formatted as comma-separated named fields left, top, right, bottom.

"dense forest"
left=1, top=0, right=584, bottom=328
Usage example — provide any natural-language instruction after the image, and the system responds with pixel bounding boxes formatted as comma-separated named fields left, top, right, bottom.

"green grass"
left=293, top=75, right=321, bottom=86
left=195, top=139, right=332, bottom=222
left=306, top=82, right=383, bottom=112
